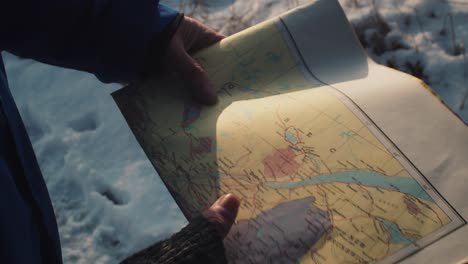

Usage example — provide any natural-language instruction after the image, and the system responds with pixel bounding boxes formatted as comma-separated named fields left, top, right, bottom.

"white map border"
left=274, top=17, right=466, bottom=264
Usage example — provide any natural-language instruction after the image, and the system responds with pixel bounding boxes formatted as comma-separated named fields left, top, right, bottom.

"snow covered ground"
left=2, top=0, right=467, bottom=263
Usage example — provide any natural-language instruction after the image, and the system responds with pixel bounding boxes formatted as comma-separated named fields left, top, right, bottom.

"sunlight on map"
left=113, top=17, right=460, bottom=264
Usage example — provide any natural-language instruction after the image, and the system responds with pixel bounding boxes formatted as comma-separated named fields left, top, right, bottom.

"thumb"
left=176, top=50, right=218, bottom=105
left=203, top=194, right=240, bottom=238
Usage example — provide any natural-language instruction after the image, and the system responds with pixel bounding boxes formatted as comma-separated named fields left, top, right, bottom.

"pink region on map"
left=404, top=198, right=421, bottom=216
left=263, top=146, right=300, bottom=179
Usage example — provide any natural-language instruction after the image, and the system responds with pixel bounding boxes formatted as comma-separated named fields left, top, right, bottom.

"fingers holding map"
left=113, top=0, right=466, bottom=263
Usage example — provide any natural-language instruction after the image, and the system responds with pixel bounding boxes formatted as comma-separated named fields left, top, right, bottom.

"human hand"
left=164, top=16, right=224, bottom=105
left=120, top=194, right=239, bottom=264
left=203, top=193, right=240, bottom=237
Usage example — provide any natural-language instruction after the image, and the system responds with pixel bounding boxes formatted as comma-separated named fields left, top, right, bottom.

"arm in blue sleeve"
left=0, top=0, right=179, bottom=83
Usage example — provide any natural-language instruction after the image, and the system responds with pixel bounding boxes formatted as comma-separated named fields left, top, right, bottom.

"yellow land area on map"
left=215, top=88, right=450, bottom=263
left=113, top=17, right=458, bottom=264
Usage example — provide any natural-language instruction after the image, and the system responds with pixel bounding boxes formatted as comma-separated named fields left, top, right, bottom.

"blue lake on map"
left=265, top=170, right=434, bottom=202
left=285, top=130, right=299, bottom=144
left=379, top=218, right=415, bottom=245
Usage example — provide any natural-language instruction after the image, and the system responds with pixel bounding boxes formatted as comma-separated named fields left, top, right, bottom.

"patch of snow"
left=3, top=53, right=187, bottom=263
left=344, top=0, right=468, bottom=119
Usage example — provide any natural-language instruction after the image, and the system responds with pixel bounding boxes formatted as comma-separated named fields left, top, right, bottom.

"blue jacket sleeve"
left=0, top=0, right=179, bottom=83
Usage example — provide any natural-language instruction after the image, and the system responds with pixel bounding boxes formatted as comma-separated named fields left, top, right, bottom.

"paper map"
left=113, top=4, right=465, bottom=263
